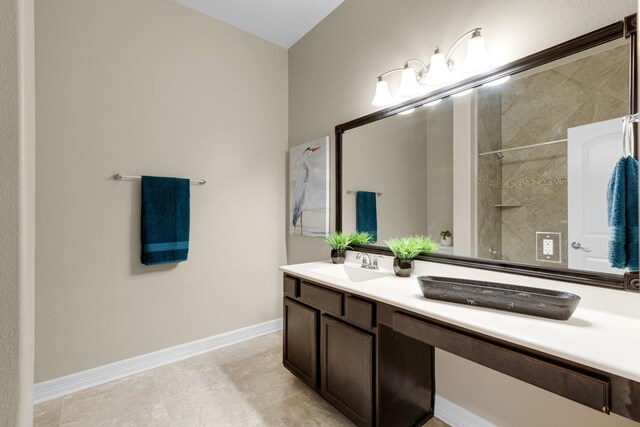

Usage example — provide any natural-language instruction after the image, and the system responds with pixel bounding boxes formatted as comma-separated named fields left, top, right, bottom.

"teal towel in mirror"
left=356, top=191, right=377, bottom=243
left=141, top=176, right=190, bottom=265
left=607, top=156, right=638, bottom=271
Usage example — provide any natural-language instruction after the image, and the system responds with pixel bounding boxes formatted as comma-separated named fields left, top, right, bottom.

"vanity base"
left=283, top=272, right=640, bottom=425
left=282, top=275, right=435, bottom=426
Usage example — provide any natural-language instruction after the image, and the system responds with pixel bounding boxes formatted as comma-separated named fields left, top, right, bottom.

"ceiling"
left=175, top=0, right=344, bottom=49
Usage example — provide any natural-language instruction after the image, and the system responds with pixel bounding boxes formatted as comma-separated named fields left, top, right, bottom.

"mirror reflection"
left=341, top=39, right=631, bottom=275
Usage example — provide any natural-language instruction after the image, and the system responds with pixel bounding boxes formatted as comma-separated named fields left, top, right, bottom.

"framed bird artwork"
left=290, top=136, right=330, bottom=237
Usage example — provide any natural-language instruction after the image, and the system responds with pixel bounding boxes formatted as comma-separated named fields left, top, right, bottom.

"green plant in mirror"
left=385, top=235, right=439, bottom=260
left=325, top=232, right=352, bottom=250
left=349, top=232, right=373, bottom=246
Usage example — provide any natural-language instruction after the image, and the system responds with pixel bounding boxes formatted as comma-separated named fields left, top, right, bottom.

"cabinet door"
left=283, top=298, right=318, bottom=388
left=321, top=315, right=374, bottom=426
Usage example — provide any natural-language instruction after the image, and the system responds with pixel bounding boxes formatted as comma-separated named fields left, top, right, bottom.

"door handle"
left=571, top=241, right=591, bottom=252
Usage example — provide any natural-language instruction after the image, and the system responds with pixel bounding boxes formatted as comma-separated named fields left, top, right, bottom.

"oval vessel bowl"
left=417, top=276, right=581, bottom=320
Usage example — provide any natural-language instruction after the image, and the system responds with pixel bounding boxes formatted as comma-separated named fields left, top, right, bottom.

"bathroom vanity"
left=280, top=258, right=640, bottom=427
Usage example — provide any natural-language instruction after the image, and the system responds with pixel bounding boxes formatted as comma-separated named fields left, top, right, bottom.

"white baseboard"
left=34, top=318, right=283, bottom=404
left=435, top=394, right=496, bottom=427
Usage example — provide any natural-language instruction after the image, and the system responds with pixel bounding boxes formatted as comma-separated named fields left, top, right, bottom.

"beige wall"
left=0, top=0, right=35, bottom=424
left=35, top=0, right=288, bottom=382
left=342, top=112, right=428, bottom=243
left=288, top=0, right=637, bottom=425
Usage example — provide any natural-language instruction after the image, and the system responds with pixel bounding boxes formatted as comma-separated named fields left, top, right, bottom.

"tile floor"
left=34, top=332, right=450, bottom=426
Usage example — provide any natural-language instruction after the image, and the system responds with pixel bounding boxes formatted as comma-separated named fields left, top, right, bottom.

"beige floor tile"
left=35, top=331, right=451, bottom=427
left=110, top=402, right=172, bottom=427
left=163, top=381, right=264, bottom=426
left=422, top=416, right=451, bottom=427
left=266, top=388, right=356, bottom=426
left=34, top=396, right=64, bottom=427
left=151, top=351, right=225, bottom=399
left=236, top=408, right=286, bottom=427
left=59, top=371, right=161, bottom=427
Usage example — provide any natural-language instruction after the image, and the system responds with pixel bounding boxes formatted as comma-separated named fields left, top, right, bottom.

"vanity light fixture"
left=371, top=27, right=491, bottom=107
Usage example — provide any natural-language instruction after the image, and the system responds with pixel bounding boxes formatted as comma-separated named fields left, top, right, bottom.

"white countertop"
left=280, top=253, right=640, bottom=383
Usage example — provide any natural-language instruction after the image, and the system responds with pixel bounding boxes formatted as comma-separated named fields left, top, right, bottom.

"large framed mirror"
left=336, top=16, right=638, bottom=290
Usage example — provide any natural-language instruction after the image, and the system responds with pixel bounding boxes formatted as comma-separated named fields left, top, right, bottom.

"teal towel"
left=356, top=191, right=377, bottom=243
left=607, top=157, right=638, bottom=271
left=626, top=157, right=638, bottom=271
left=141, top=176, right=190, bottom=265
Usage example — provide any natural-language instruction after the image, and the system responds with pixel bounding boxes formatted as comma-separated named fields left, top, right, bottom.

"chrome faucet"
left=356, top=252, right=380, bottom=270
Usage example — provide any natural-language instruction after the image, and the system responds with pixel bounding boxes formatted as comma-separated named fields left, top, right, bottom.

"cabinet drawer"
left=346, top=296, right=374, bottom=329
left=283, top=276, right=298, bottom=298
left=393, top=312, right=610, bottom=413
left=300, top=281, right=343, bottom=316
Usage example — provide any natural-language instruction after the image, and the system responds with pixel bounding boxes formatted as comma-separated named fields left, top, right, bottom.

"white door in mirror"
left=567, top=118, right=626, bottom=274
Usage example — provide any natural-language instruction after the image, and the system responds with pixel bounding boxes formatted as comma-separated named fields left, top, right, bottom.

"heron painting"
left=290, top=136, right=330, bottom=237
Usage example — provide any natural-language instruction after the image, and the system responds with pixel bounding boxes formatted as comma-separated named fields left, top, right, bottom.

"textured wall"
left=498, top=43, right=629, bottom=266
left=35, top=0, right=288, bottom=381
left=0, top=0, right=35, bottom=424
left=476, top=88, right=503, bottom=259
left=288, top=0, right=636, bottom=425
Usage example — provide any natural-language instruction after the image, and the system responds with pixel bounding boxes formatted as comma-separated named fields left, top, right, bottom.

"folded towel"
left=608, top=158, right=627, bottom=269
left=626, top=156, right=638, bottom=271
left=607, top=156, right=639, bottom=271
left=141, top=176, right=190, bottom=265
left=356, top=191, right=377, bottom=243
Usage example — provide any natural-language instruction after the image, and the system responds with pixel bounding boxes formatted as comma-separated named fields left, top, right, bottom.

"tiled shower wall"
left=477, top=44, right=629, bottom=266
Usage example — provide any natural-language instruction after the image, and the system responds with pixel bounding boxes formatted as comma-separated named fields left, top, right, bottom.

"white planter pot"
left=440, top=236, right=452, bottom=246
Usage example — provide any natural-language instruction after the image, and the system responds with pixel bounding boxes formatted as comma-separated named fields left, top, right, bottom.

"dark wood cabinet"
left=321, top=314, right=374, bottom=426
left=282, top=275, right=434, bottom=427
left=283, top=297, right=318, bottom=388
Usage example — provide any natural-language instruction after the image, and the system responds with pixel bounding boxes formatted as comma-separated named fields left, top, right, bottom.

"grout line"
left=58, top=396, right=66, bottom=427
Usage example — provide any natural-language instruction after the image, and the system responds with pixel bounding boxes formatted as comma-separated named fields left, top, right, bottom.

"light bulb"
left=462, top=32, right=490, bottom=74
left=397, top=66, right=421, bottom=97
left=371, top=79, right=394, bottom=107
left=425, top=48, right=450, bottom=85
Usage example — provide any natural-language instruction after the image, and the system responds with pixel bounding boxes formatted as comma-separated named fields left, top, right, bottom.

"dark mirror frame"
left=336, top=15, right=638, bottom=291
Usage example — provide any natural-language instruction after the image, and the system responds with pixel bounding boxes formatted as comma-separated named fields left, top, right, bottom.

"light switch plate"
left=536, top=232, right=561, bottom=263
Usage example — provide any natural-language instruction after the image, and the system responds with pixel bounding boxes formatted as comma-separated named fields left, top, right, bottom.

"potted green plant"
left=349, top=231, right=373, bottom=246
left=385, top=235, right=438, bottom=277
left=440, top=230, right=452, bottom=246
left=325, top=232, right=352, bottom=264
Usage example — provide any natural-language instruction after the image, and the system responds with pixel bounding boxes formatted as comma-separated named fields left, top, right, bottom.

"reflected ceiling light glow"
left=424, top=99, right=442, bottom=107
left=451, top=88, right=473, bottom=97
left=483, top=75, right=511, bottom=87
left=398, top=108, right=416, bottom=115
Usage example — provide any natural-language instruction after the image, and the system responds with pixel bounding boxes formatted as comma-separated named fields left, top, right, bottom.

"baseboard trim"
left=34, top=318, right=283, bottom=404
left=435, top=394, right=496, bottom=427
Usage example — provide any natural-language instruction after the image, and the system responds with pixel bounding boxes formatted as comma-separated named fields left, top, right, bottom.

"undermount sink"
left=311, top=263, right=391, bottom=283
